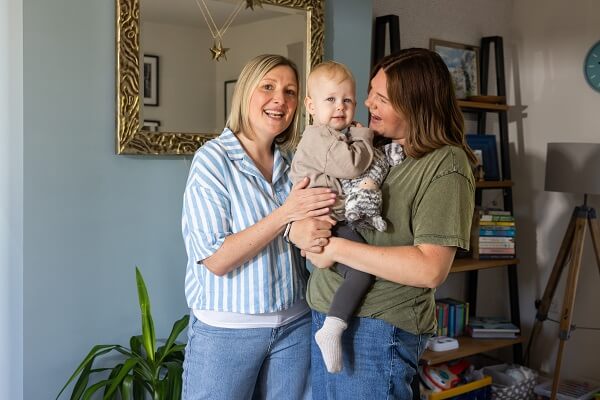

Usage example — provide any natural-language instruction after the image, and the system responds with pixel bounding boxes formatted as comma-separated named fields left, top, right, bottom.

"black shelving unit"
left=463, top=36, right=523, bottom=364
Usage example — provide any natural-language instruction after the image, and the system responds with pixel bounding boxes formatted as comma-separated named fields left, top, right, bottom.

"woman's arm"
left=203, top=178, right=336, bottom=276
left=306, top=237, right=456, bottom=289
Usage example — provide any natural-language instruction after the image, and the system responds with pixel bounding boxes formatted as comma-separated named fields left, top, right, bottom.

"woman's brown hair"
left=372, top=48, right=477, bottom=165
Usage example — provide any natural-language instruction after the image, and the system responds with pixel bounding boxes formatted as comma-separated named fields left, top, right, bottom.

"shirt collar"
left=218, top=128, right=291, bottom=184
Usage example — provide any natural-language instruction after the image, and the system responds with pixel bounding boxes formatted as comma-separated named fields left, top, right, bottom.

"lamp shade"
left=545, top=142, right=600, bottom=195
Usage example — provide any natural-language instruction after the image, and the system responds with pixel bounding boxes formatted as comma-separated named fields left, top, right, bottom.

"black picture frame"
left=224, top=80, right=237, bottom=121
left=142, top=119, right=160, bottom=132
left=430, top=39, right=479, bottom=99
left=143, top=55, right=159, bottom=106
left=466, top=134, right=500, bottom=181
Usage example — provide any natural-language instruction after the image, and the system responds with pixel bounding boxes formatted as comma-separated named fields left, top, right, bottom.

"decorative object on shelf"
left=224, top=79, right=237, bottom=121
left=430, top=39, right=479, bottom=99
left=143, top=54, right=159, bottom=106
left=465, top=134, right=500, bottom=181
left=56, top=267, right=189, bottom=400
left=584, top=40, right=600, bottom=92
left=427, top=336, right=459, bottom=352
left=525, top=142, right=600, bottom=400
left=142, top=119, right=160, bottom=132
left=193, top=0, right=245, bottom=61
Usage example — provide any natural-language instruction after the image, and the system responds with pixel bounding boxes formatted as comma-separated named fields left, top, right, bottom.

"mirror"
left=116, top=0, right=325, bottom=155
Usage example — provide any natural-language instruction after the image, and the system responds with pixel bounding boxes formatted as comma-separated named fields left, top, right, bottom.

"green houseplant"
left=56, top=267, right=189, bottom=400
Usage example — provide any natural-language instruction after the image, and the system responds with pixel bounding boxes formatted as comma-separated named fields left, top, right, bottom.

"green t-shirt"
left=306, top=145, right=475, bottom=334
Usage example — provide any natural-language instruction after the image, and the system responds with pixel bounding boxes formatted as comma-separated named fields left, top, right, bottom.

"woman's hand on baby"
left=280, top=177, right=336, bottom=222
left=289, top=216, right=335, bottom=253
left=304, top=237, right=338, bottom=269
left=351, top=120, right=364, bottom=128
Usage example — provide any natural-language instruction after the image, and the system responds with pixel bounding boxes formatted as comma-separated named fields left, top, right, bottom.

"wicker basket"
left=482, top=364, right=537, bottom=400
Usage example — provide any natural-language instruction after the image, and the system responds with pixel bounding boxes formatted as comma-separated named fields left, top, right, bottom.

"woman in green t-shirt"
left=290, top=48, right=477, bottom=399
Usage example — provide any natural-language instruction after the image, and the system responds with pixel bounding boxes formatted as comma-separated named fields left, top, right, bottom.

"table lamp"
left=526, top=142, right=600, bottom=400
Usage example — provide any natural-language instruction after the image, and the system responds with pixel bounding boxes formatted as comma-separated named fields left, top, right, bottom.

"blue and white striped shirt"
left=182, top=128, right=308, bottom=314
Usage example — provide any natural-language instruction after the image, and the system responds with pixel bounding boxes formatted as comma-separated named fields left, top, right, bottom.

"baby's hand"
left=351, top=120, right=364, bottom=128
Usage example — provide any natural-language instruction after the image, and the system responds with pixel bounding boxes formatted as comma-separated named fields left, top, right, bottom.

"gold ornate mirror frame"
left=116, top=0, right=325, bottom=155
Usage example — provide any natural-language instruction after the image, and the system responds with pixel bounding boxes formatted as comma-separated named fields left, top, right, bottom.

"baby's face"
left=306, top=76, right=356, bottom=131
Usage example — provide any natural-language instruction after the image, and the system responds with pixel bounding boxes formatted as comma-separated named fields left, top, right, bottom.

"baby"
left=290, top=61, right=389, bottom=373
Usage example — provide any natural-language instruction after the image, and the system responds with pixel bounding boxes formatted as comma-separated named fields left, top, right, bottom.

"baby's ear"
left=304, top=96, right=316, bottom=115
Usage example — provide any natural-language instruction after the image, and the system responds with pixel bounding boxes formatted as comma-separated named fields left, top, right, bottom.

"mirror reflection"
left=116, top=0, right=324, bottom=155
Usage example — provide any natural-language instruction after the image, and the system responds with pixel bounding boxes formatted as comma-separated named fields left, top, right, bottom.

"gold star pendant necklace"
left=194, top=0, right=246, bottom=61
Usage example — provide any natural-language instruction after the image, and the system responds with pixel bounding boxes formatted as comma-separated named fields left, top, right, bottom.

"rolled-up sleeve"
left=182, top=151, right=232, bottom=263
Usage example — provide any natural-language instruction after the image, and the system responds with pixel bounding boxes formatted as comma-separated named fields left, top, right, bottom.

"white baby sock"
left=315, top=316, right=348, bottom=373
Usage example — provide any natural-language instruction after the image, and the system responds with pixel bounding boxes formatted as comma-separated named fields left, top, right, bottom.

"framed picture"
left=143, top=55, right=159, bottom=106
left=142, top=119, right=160, bottom=132
left=430, top=39, right=479, bottom=99
left=466, top=134, right=500, bottom=180
left=224, top=80, right=237, bottom=121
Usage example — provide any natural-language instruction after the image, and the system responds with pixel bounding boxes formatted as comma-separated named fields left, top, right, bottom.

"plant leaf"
left=130, top=335, right=143, bottom=357
left=103, top=364, right=123, bottom=398
left=120, top=376, right=133, bottom=400
left=164, top=362, right=183, bottom=400
left=81, top=379, right=111, bottom=400
left=158, top=315, right=189, bottom=363
left=56, top=345, right=120, bottom=400
left=136, top=267, right=156, bottom=362
left=103, top=358, right=139, bottom=399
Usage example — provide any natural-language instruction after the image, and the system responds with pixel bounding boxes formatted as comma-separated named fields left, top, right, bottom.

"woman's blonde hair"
left=372, top=48, right=477, bottom=165
left=227, top=54, right=300, bottom=149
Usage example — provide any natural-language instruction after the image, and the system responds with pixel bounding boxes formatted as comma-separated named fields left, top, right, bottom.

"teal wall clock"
left=584, top=40, right=600, bottom=92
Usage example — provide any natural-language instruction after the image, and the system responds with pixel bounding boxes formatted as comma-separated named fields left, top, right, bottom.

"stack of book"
left=477, top=210, right=516, bottom=259
left=435, top=298, right=469, bottom=338
left=466, top=316, right=520, bottom=339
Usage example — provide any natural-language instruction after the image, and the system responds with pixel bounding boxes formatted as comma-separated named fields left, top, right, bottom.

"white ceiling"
left=141, top=0, right=296, bottom=29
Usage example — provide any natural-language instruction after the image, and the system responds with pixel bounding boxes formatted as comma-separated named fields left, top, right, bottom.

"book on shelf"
left=478, top=247, right=515, bottom=254
left=478, top=254, right=516, bottom=260
left=479, top=220, right=515, bottom=227
left=469, top=330, right=518, bottom=339
left=467, top=316, right=520, bottom=339
left=479, top=228, right=516, bottom=236
left=435, top=298, right=469, bottom=338
left=480, top=214, right=514, bottom=222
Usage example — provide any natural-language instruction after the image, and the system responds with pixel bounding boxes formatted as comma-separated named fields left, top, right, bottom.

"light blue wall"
left=325, top=0, right=373, bottom=123
left=18, top=0, right=372, bottom=398
left=1, top=0, right=23, bottom=399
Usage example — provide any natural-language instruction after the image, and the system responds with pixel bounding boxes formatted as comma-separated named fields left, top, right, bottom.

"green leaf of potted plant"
left=56, top=267, right=189, bottom=400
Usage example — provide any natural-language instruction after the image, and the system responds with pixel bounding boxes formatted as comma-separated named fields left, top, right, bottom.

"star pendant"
left=245, top=0, right=263, bottom=10
left=210, top=41, right=230, bottom=61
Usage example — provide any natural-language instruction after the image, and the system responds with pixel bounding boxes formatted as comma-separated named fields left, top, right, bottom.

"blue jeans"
left=311, top=311, right=428, bottom=400
left=182, top=312, right=312, bottom=400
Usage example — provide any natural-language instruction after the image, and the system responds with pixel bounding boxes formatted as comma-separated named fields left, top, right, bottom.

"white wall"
left=215, top=14, right=306, bottom=127
left=142, top=22, right=216, bottom=132
left=141, top=13, right=305, bottom=133
left=0, top=0, right=23, bottom=398
left=511, top=0, right=600, bottom=382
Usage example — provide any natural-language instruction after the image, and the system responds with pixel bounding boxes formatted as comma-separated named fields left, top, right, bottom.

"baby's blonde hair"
left=307, top=61, right=355, bottom=97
